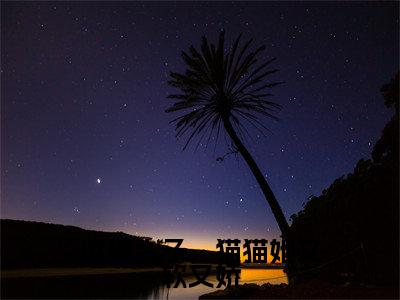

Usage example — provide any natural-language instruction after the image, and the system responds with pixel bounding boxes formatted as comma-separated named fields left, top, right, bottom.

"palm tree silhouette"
left=165, top=31, right=290, bottom=237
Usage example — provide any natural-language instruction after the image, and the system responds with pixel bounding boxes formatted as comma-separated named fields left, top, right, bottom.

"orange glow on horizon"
left=184, top=241, right=285, bottom=264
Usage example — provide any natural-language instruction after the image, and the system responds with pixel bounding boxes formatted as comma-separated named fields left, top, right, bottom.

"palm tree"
left=165, top=31, right=290, bottom=238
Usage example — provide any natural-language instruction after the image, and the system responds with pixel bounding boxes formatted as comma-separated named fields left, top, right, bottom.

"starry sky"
left=2, top=2, right=399, bottom=250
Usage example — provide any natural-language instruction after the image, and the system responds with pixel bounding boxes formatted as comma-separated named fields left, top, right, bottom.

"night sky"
left=2, top=2, right=399, bottom=250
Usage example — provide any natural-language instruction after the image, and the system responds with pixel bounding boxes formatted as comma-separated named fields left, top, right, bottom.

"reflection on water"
left=153, top=269, right=288, bottom=300
left=240, top=269, right=288, bottom=285
left=2, top=269, right=287, bottom=299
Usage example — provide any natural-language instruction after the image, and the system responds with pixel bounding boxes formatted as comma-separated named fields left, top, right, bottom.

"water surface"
left=154, top=269, right=288, bottom=300
left=2, top=268, right=287, bottom=299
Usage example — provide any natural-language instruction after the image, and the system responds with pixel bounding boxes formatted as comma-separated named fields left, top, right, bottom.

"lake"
left=2, top=268, right=287, bottom=299
left=149, top=268, right=288, bottom=299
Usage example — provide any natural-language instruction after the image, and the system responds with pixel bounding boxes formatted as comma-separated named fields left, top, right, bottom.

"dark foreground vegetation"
left=286, top=72, right=399, bottom=287
left=1, top=219, right=220, bottom=269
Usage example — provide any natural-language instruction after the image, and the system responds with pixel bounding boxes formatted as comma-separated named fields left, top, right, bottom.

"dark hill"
left=1, top=219, right=220, bottom=269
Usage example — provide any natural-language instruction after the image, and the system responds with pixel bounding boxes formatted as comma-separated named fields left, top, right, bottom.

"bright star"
left=97, top=178, right=101, bottom=184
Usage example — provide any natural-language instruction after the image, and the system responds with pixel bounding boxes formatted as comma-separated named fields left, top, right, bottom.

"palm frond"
left=166, top=31, right=282, bottom=150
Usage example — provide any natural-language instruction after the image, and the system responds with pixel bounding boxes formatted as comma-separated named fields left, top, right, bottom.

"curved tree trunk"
left=222, top=116, right=290, bottom=238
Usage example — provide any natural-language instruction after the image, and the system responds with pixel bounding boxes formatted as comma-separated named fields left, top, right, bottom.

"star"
left=96, top=178, right=101, bottom=184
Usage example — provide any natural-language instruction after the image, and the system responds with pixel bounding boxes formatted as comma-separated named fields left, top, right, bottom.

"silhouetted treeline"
left=1, top=219, right=221, bottom=269
left=287, top=72, right=399, bottom=286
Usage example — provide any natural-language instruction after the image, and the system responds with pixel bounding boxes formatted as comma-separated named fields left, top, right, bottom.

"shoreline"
left=199, top=280, right=399, bottom=299
left=1, top=263, right=245, bottom=279
left=0, top=267, right=164, bottom=279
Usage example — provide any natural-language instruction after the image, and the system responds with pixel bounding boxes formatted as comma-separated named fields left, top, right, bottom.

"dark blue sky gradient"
left=2, top=2, right=398, bottom=249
